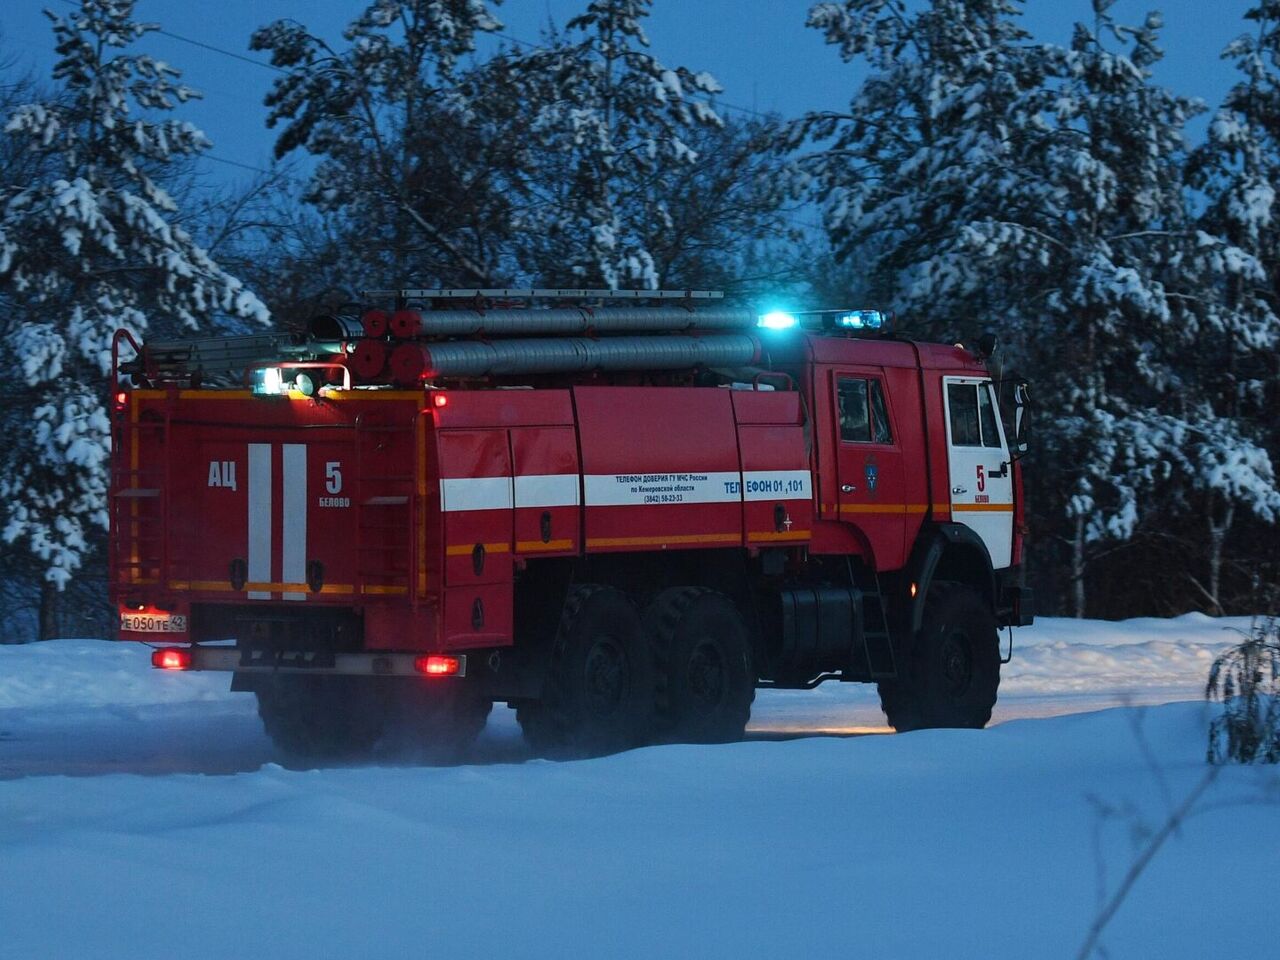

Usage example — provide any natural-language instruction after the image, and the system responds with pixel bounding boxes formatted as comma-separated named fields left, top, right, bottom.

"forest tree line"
left=1, top=0, right=1277, bottom=640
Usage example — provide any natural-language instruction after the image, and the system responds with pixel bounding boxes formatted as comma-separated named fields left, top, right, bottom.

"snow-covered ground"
left=1, top=615, right=1274, bottom=959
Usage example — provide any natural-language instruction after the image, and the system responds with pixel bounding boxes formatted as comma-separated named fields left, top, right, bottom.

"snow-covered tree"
left=792, top=0, right=1279, bottom=616
left=623, top=113, right=798, bottom=294
left=1181, top=0, right=1280, bottom=608
left=251, top=0, right=518, bottom=288
left=0, top=0, right=267, bottom=634
left=786, top=0, right=1047, bottom=332
left=506, top=0, right=725, bottom=288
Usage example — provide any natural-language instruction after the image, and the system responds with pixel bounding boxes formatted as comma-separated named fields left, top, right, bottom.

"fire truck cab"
left=110, top=291, right=1032, bottom=759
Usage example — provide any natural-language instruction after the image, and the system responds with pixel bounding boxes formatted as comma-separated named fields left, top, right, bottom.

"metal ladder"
left=352, top=413, right=419, bottom=600
left=860, top=586, right=897, bottom=679
left=111, top=407, right=171, bottom=591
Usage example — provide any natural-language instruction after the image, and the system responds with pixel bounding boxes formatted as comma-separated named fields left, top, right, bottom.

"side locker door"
left=186, top=433, right=250, bottom=593
left=832, top=369, right=907, bottom=569
left=942, top=377, right=1014, bottom=569
left=436, top=430, right=514, bottom=645
left=510, top=426, right=580, bottom=557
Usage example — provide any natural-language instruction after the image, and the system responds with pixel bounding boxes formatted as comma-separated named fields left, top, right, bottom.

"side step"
left=855, top=589, right=897, bottom=680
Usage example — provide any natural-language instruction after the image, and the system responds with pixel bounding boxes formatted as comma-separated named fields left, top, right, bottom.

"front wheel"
left=877, top=582, right=1000, bottom=731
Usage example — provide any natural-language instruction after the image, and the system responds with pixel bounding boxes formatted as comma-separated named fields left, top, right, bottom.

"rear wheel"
left=383, top=682, right=492, bottom=764
left=517, top=584, right=655, bottom=758
left=877, top=582, right=1000, bottom=731
left=255, top=675, right=385, bottom=761
left=645, top=588, right=754, bottom=743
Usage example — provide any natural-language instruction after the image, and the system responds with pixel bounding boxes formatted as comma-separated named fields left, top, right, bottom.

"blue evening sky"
left=0, top=0, right=1262, bottom=181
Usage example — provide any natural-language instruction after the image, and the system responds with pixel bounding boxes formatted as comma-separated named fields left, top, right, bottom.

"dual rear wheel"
left=515, top=584, right=755, bottom=757
left=254, top=675, right=491, bottom=764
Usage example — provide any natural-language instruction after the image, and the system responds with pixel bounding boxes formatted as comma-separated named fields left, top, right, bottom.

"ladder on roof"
left=118, top=332, right=343, bottom=382
left=360, top=288, right=725, bottom=301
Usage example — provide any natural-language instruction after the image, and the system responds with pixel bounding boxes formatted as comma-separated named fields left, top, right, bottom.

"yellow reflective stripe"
left=445, top=543, right=512, bottom=557
left=515, top=539, right=576, bottom=553
left=747, top=530, right=811, bottom=543
left=586, top=533, right=740, bottom=549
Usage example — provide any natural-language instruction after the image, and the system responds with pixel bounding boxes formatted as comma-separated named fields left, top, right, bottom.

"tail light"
left=414, top=654, right=461, bottom=676
left=152, top=648, right=192, bottom=671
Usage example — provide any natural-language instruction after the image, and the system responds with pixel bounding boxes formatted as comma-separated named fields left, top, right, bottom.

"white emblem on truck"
left=206, top=460, right=237, bottom=491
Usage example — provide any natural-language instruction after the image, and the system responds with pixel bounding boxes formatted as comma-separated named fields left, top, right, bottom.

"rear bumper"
left=158, top=646, right=467, bottom=677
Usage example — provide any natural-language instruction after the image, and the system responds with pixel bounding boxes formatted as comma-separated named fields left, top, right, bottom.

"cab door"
left=833, top=369, right=907, bottom=569
left=942, top=377, right=1013, bottom=569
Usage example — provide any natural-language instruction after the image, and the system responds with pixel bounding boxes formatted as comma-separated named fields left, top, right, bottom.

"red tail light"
left=414, top=654, right=460, bottom=676
left=152, top=648, right=192, bottom=671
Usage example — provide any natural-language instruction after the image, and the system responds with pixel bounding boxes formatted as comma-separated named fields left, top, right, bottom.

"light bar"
left=836, top=310, right=885, bottom=330
left=758, top=311, right=799, bottom=330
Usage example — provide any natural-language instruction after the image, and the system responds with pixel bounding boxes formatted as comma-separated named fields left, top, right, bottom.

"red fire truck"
left=109, top=289, right=1033, bottom=759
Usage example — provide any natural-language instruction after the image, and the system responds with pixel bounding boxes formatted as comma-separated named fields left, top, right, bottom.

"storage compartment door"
left=437, top=430, right=514, bottom=586
left=511, top=426, right=580, bottom=557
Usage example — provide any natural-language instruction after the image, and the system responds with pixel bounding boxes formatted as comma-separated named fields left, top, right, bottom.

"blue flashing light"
left=758, top=311, right=799, bottom=330
left=836, top=310, right=884, bottom=330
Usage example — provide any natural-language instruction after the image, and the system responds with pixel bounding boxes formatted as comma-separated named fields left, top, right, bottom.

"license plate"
left=120, top=612, right=188, bottom=633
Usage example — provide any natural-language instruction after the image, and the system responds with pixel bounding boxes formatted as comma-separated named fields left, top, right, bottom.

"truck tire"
left=877, top=582, right=1000, bottom=731
left=645, top=587, right=754, bottom=743
left=384, top=682, right=492, bottom=764
left=255, top=675, right=385, bottom=761
left=517, top=584, right=655, bottom=758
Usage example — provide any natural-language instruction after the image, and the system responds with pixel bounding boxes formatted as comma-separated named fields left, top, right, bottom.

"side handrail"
left=111, top=328, right=144, bottom=390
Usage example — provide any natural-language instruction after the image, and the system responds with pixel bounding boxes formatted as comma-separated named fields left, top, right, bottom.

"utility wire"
left=46, top=0, right=819, bottom=230
left=52, top=0, right=775, bottom=121
left=153, top=27, right=289, bottom=74
left=202, top=153, right=276, bottom=174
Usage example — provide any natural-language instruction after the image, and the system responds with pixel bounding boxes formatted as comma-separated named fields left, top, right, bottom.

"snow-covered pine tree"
left=506, top=0, right=725, bottom=289
left=0, top=0, right=267, bottom=638
left=793, top=0, right=1269, bottom=616
left=1019, top=4, right=1205, bottom=616
left=962, top=2, right=1277, bottom=615
left=626, top=113, right=798, bottom=294
left=251, top=0, right=517, bottom=290
left=786, top=0, right=1047, bottom=335
left=1180, top=0, right=1280, bottom=608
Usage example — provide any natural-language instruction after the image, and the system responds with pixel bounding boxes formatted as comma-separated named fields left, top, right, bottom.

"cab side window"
left=838, top=376, right=893, bottom=444
left=978, top=383, right=1003, bottom=448
left=870, top=381, right=893, bottom=443
left=947, top=383, right=982, bottom=446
